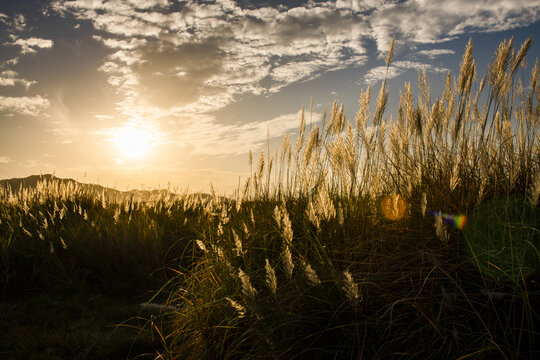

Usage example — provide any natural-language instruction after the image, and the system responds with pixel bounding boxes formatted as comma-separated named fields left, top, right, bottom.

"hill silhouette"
left=0, top=174, right=187, bottom=202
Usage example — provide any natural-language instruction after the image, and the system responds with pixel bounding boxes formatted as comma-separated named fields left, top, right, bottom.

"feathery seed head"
left=303, top=261, right=321, bottom=286
left=226, top=297, right=246, bottom=318
left=232, top=229, right=244, bottom=257
left=385, top=36, right=395, bottom=68
left=283, top=245, right=294, bottom=279
left=281, top=208, right=293, bottom=243
left=343, top=271, right=361, bottom=304
left=217, top=222, right=224, bottom=236
left=273, top=205, right=282, bottom=227
left=265, top=259, right=278, bottom=295
left=238, top=268, right=257, bottom=300
left=196, top=240, right=208, bottom=253
left=512, top=37, right=532, bottom=75
left=459, top=38, right=475, bottom=94
left=22, top=227, right=32, bottom=237
left=374, top=80, right=389, bottom=126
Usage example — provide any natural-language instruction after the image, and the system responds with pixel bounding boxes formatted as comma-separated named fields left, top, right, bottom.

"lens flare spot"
left=428, top=211, right=467, bottom=229
left=454, top=214, right=467, bottom=230
left=381, top=193, right=408, bottom=220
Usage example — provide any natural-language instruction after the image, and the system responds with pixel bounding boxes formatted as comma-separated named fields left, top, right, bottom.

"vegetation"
left=1, top=37, right=539, bottom=359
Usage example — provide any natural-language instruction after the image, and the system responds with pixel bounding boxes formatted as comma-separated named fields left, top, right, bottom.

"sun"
left=112, top=125, right=154, bottom=160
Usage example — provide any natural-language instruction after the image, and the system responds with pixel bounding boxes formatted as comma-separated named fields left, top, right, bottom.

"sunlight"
left=112, top=125, right=154, bottom=160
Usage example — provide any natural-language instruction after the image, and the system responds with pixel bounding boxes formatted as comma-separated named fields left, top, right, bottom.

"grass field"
left=1, top=37, right=539, bottom=359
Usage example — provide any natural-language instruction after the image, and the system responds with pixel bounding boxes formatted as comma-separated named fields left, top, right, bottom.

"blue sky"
left=0, top=0, right=539, bottom=192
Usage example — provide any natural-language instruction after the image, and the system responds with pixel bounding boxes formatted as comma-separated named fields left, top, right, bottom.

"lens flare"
left=381, top=193, right=408, bottom=220
left=428, top=211, right=467, bottom=229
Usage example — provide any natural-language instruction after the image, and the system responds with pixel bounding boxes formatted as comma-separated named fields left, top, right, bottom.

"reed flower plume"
left=265, top=259, right=278, bottom=295
left=282, top=245, right=294, bottom=279
left=302, top=261, right=321, bottom=286
left=341, top=271, right=360, bottom=307
left=238, top=268, right=257, bottom=300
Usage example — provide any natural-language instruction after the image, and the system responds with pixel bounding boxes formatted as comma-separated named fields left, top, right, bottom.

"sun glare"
left=113, top=126, right=155, bottom=160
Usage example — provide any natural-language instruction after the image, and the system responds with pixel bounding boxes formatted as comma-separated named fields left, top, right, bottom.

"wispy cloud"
left=0, top=95, right=51, bottom=116
left=0, top=155, right=12, bottom=164
left=0, top=70, right=35, bottom=90
left=8, top=37, right=54, bottom=55
left=176, top=110, right=314, bottom=156
left=363, top=61, right=448, bottom=85
left=417, top=49, right=455, bottom=59
left=94, top=114, right=114, bottom=121
left=0, top=12, right=26, bottom=32
left=367, top=0, right=540, bottom=51
left=49, top=0, right=539, bottom=119
left=51, top=0, right=370, bottom=115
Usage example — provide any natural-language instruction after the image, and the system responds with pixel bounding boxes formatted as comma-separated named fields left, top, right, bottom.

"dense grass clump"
left=0, top=37, right=539, bottom=359
left=0, top=180, right=207, bottom=296
left=163, top=37, right=539, bottom=359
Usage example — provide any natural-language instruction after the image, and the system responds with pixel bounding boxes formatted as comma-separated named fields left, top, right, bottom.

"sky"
left=1, top=0, right=539, bottom=193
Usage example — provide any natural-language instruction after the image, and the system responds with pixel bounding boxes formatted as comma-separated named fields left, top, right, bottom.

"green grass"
left=0, top=36, right=539, bottom=359
left=464, top=196, right=539, bottom=282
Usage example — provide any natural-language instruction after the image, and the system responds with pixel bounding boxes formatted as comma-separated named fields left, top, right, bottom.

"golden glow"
left=381, top=193, right=408, bottom=220
left=112, top=125, right=154, bottom=160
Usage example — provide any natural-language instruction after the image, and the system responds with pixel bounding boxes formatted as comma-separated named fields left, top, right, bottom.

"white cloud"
left=0, top=95, right=51, bottom=116
left=95, top=114, right=114, bottom=121
left=126, top=0, right=169, bottom=9
left=49, top=0, right=540, bottom=119
left=0, top=13, right=26, bottom=32
left=364, top=61, right=448, bottom=85
left=0, top=70, right=35, bottom=89
left=0, top=155, right=12, bottom=164
left=367, top=0, right=540, bottom=52
left=10, top=37, right=54, bottom=54
left=417, top=49, right=455, bottom=59
left=46, top=124, right=80, bottom=138
left=51, top=0, right=371, bottom=115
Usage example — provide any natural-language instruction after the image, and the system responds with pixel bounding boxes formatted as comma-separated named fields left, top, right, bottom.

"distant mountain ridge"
left=0, top=174, right=182, bottom=202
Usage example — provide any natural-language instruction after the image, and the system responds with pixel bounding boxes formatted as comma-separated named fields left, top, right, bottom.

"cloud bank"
left=45, top=0, right=539, bottom=155
left=0, top=95, right=50, bottom=116
left=50, top=0, right=539, bottom=108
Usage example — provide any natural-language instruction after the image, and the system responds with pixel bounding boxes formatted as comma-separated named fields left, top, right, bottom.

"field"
left=1, top=37, right=539, bottom=359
